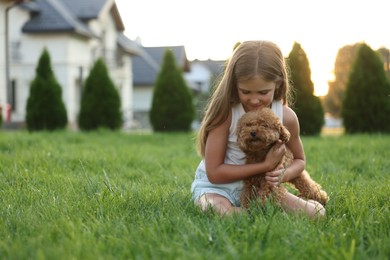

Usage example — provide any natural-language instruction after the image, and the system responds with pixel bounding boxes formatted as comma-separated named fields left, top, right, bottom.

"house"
left=1, top=0, right=141, bottom=129
left=132, top=45, right=191, bottom=129
left=184, top=59, right=225, bottom=94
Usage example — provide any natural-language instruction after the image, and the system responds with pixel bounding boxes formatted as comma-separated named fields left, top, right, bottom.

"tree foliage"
left=26, top=48, right=68, bottom=131
left=287, top=42, right=324, bottom=135
left=377, top=47, right=390, bottom=80
left=78, top=58, right=122, bottom=130
left=149, top=48, right=195, bottom=132
left=324, top=43, right=363, bottom=118
left=342, top=43, right=390, bottom=133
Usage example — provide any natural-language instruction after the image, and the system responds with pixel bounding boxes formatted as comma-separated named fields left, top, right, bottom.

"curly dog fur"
left=236, top=108, right=328, bottom=208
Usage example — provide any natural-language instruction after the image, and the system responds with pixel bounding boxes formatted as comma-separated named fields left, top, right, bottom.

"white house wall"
left=10, top=32, right=90, bottom=127
left=2, top=4, right=31, bottom=120
left=67, top=38, right=91, bottom=127
left=184, top=62, right=213, bottom=93
left=115, top=57, right=133, bottom=129
left=87, top=10, right=117, bottom=62
left=7, top=6, right=34, bottom=122
left=9, top=61, right=34, bottom=122
left=103, top=13, right=117, bottom=52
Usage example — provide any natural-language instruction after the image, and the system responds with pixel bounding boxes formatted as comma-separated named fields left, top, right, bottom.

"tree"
left=78, top=58, right=122, bottom=130
left=26, top=48, right=67, bottom=131
left=342, top=43, right=390, bottom=133
left=377, top=47, right=390, bottom=80
left=287, top=42, right=324, bottom=135
left=324, top=43, right=363, bottom=118
left=149, top=48, right=195, bottom=132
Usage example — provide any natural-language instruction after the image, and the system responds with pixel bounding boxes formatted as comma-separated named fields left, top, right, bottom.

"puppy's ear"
left=279, top=124, right=290, bottom=143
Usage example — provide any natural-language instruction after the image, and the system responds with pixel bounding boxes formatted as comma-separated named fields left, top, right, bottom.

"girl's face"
left=237, top=75, right=276, bottom=112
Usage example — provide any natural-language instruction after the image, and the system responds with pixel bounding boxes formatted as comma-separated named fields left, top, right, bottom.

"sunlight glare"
left=116, top=0, right=390, bottom=98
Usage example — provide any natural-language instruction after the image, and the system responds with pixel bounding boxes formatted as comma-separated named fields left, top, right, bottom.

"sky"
left=115, top=0, right=390, bottom=96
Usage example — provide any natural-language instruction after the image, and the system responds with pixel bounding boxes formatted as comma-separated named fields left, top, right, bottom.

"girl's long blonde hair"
left=196, top=40, right=292, bottom=156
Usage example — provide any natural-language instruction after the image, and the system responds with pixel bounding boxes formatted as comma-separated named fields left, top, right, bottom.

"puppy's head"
left=236, top=108, right=290, bottom=153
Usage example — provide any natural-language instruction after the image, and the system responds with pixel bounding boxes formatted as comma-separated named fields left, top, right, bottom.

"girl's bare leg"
left=196, top=193, right=242, bottom=216
left=279, top=191, right=326, bottom=218
left=195, top=192, right=325, bottom=218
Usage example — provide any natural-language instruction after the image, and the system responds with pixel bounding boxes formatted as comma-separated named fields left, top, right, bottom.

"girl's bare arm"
left=283, top=107, right=306, bottom=181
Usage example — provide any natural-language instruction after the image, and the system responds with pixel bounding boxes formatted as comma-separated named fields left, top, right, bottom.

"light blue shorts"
left=191, top=161, right=243, bottom=207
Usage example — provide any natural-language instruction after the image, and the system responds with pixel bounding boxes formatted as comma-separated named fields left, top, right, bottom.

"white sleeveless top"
left=190, top=100, right=284, bottom=203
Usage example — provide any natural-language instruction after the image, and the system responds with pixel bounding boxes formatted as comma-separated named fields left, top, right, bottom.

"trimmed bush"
left=26, top=48, right=68, bottom=131
left=78, top=58, right=123, bottom=130
left=149, top=49, right=195, bottom=132
left=287, top=42, right=324, bottom=135
left=342, top=43, right=390, bottom=133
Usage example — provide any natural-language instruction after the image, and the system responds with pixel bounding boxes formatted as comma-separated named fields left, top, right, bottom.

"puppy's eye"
left=246, top=123, right=253, bottom=127
left=260, top=123, right=268, bottom=127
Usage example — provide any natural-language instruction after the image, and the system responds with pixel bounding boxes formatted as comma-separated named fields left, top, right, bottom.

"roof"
left=21, top=0, right=125, bottom=37
left=18, top=1, right=40, bottom=12
left=21, top=0, right=96, bottom=37
left=133, top=46, right=190, bottom=86
left=19, top=0, right=140, bottom=54
left=117, top=33, right=142, bottom=55
left=59, top=0, right=107, bottom=20
left=1, top=0, right=26, bottom=4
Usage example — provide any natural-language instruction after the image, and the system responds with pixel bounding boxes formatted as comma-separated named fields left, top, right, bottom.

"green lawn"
left=0, top=130, right=389, bottom=259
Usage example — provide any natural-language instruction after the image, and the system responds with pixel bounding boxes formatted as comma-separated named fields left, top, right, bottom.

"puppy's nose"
left=250, top=131, right=256, bottom=137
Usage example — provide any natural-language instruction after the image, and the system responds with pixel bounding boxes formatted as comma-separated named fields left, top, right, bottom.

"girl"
left=190, top=40, right=325, bottom=218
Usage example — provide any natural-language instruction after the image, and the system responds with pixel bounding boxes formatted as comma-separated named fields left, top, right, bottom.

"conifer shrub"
left=78, top=58, right=123, bottom=130
left=342, top=43, right=390, bottom=133
left=287, top=42, right=324, bottom=135
left=149, top=49, right=195, bottom=132
left=26, top=48, right=68, bottom=131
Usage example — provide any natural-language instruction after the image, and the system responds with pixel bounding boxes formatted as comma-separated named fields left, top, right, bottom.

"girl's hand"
left=264, top=140, right=286, bottom=169
left=265, top=166, right=285, bottom=186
